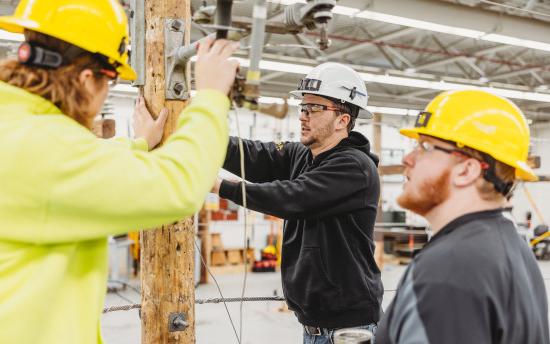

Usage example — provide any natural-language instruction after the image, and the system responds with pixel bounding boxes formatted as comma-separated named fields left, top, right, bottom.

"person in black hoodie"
left=212, top=62, right=383, bottom=343
left=376, top=90, right=549, bottom=344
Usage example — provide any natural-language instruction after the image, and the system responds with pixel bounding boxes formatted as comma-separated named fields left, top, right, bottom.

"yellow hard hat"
left=400, top=89, right=537, bottom=181
left=0, top=0, right=136, bottom=80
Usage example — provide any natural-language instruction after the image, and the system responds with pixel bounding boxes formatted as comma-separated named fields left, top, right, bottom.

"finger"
left=209, top=39, right=230, bottom=55
left=197, top=38, right=214, bottom=58
left=156, top=108, right=169, bottom=127
left=219, top=41, right=240, bottom=59
left=138, top=98, right=149, bottom=117
left=133, top=98, right=142, bottom=118
left=228, top=58, right=240, bottom=72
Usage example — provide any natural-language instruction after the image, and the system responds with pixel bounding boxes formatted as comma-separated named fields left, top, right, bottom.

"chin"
left=300, top=136, right=313, bottom=146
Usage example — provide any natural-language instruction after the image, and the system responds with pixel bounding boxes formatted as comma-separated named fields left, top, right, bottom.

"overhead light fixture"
left=355, top=10, right=485, bottom=40
left=265, top=1, right=550, bottom=53
left=145, top=56, right=550, bottom=102
left=232, top=57, right=550, bottom=103
left=0, top=29, right=23, bottom=42
left=355, top=10, right=550, bottom=53
left=366, top=106, right=420, bottom=117
left=112, top=84, right=417, bottom=116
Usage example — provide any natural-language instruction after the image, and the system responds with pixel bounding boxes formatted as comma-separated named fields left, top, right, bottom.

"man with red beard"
left=212, top=63, right=383, bottom=343
left=376, top=90, right=549, bottom=344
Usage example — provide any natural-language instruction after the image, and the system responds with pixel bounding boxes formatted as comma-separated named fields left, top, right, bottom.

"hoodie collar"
left=310, top=131, right=379, bottom=166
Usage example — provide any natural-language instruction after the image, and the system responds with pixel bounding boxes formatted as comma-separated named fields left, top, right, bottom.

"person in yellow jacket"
left=0, top=1, right=239, bottom=343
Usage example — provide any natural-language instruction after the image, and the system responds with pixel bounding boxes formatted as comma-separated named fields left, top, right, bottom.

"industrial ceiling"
left=1, top=0, right=550, bottom=122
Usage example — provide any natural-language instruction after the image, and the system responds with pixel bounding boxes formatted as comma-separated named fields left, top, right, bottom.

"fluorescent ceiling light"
left=259, top=96, right=301, bottom=106
left=0, top=29, right=23, bottom=42
left=239, top=57, right=550, bottom=103
left=150, top=57, right=550, bottom=103
left=356, top=10, right=550, bottom=53
left=367, top=106, right=420, bottom=117
left=355, top=10, right=484, bottom=40
left=112, top=84, right=415, bottom=116
left=234, top=57, right=314, bottom=74
left=265, top=1, right=550, bottom=53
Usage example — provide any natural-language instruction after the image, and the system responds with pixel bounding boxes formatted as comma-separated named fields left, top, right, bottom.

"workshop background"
left=2, top=0, right=549, bottom=343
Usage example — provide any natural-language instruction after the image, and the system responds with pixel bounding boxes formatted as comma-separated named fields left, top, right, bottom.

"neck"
left=310, top=132, right=348, bottom=157
left=425, top=191, right=505, bottom=234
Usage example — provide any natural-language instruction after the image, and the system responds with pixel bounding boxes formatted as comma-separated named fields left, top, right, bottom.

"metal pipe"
left=215, top=0, right=234, bottom=39
left=174, top=33, right=215, bottom=65
left=246, top=0, right=267, bottom=86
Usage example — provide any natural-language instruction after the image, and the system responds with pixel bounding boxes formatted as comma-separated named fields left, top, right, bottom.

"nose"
left=299, top=110, right=309, bottom=122
left=402, top=150, right=416, bottom=168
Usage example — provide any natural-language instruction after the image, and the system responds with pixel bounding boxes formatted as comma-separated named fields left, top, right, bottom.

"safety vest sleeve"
left=0, top=87, right=229, bottom=243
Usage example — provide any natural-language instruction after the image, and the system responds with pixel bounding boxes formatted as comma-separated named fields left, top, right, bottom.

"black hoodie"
left=220, top=132, right=383, bottom=328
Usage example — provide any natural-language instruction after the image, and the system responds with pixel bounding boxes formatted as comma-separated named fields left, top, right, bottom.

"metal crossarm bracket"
left=129, top=0, right=145, bottom=86
left=165, top=19, right=189, bottom=100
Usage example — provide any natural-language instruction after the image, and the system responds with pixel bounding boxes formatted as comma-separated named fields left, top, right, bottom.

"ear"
left=335, top=113, right=350, bottom=131
left=452, top=158, right=483, bottom=188
left=78, top=68, right=94, bottom=85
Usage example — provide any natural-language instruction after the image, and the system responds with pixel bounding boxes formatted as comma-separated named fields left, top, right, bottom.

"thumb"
left=156, top=108, right=169, bottom=128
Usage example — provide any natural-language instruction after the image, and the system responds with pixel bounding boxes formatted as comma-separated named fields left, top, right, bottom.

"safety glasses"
left=300, top=103, right=340, bottom=117
left=413, top=140, right=490, bottom=170
left=97, top=68, right=119, bottom=88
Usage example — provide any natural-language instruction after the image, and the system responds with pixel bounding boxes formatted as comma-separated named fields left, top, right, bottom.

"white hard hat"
left=290, top=62, right=373, bottom=119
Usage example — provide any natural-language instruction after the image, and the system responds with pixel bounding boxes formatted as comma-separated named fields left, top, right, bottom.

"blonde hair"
left=0, top=30, right=106, bottom=129
left=460, top=146, right=516, bottom=201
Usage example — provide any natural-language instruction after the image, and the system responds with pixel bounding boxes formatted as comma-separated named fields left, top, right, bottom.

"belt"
left=304, top=324, right=376, bottom=337
left=303, top=325, right=329, bottom=336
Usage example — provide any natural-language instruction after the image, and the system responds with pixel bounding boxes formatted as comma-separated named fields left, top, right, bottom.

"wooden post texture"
left=140, top=1, right=195, bottom=343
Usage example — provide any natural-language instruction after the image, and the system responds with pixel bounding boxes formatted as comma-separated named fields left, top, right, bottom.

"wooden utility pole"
left=198, top=207, right=211, bottom=284
left=140, top=1, right=194, bottom=343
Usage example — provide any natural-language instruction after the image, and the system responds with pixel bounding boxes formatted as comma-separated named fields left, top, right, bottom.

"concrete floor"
left=101, top=261, right=550, bottom=343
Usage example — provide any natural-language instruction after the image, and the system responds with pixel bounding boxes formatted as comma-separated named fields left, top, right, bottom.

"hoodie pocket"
left=285, top=247, right=342, bottom=313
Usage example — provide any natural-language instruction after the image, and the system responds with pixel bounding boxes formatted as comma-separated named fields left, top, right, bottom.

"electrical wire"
left=193, top=239, right=241, bottom=343
left=232, top=101, right=249, bottom=344
left=103, top=296, right=287, bottom=313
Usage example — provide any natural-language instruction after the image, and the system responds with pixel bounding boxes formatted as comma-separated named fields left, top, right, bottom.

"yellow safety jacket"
left=0, top=81, right=229, bottom=344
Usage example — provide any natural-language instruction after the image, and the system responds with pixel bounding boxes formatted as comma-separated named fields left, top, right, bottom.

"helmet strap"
left=480, top=154, right=515, bottom=197
left=18, top=42, right=63, bottom=68
left=18, top=41, right=89, bottom=69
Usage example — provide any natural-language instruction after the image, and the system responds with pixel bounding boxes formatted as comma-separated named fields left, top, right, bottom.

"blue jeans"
left=303, top=323, right=377, bottom=344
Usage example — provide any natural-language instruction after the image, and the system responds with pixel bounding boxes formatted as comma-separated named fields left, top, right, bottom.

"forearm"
left=223, top=137, right=293, bottom=182
left=34, top=90, right=229, bottom=243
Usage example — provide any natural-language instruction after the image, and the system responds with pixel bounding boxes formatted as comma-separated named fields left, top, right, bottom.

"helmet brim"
left=0, top=16, right=37, bottom=33
left=117, top=63, right=137, bottom=81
